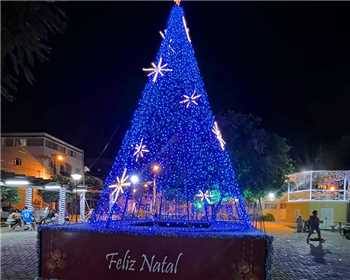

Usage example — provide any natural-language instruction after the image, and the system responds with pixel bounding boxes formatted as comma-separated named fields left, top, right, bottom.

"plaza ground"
left=1, top=223, right=350, bottom=280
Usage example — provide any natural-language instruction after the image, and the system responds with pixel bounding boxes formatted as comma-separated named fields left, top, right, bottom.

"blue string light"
left=90, top=4, right=251, bottom=231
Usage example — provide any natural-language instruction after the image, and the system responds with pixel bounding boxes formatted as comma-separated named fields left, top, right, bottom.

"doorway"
left=320, top=208, right=334, bottom=229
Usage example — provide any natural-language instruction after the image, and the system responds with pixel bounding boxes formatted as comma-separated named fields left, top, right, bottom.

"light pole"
left=71, top=173, right=82, bottom=222
left=130, top=175, right=140, bottom=216
left=151, top=164, right=161, bottom=214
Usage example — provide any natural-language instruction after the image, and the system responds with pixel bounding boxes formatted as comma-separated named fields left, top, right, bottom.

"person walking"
left=306, top=210, right=322, bottom=243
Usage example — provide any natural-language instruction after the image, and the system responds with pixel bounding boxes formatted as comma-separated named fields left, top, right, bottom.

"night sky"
left=3, top=2, right=350, bottom=177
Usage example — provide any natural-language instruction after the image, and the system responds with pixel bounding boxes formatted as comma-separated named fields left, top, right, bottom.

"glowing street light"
left=71, top=173, right=83, bottom=222
left=57, top=155, right=64, bottom=161
left=268, top=192, right=275, bottom=201
left=152, top=163, right=161, bottom=174
left=130, top=175, right=140, bottom=184
left=71, top=173, right=82, bottom=181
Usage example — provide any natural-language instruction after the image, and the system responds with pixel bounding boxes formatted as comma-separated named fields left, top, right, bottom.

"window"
left=49, top=159, right=55, bottom=169
left=59, top=164, right=66, bottom=175
left=69, top=150, right=76, bottom=158
left=45, top=140, right=58, bottom=150
left=264, top=203, right=277, bottom=209
left=27, top=138, right=44, bottom=146
left=15, top=138, right=26, bottom=146
left=280, top=203, right=287, bottom=209
left=14, top=158, right=22, bottom=166
left=58, top=145, right=66, bottom=153
left=65, top=163, right=72, bottom=175
left=4, top=138, right=14, bottom=147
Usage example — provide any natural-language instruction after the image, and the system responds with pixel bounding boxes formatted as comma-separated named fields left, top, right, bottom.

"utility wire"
left=88, top=125, right=120, bottom=170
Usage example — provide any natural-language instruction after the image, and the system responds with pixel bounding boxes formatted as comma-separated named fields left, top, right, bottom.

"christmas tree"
left=91, top=2, right=251, bottom=229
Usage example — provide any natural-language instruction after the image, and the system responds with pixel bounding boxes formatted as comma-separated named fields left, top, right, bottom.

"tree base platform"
left=38, top=222, right=273, bottom=280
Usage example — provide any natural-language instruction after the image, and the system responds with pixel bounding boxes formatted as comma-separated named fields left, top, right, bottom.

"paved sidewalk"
left=1, top=230, right=38, bottom=280
left=1, top=225, right=350, bottom=279
left=268, top=224, right=350, bottom=280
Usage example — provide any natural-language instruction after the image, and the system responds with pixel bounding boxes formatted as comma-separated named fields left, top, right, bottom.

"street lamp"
left=71, top=173, right=82, bottom=222
left=71, top=173, right=82, bottom=181
left=151, top=163, right=161, bottom=213
left=268, top=192, right=275, bottom=201
left=57, top=155, right=64, bottom=161
left=130, top=175, right=140, bottom=185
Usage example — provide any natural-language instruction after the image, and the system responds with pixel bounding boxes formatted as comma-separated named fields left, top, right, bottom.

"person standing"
left=307, top=210, right=322, bottom=243
left=296, top=215, right=303, bottom=233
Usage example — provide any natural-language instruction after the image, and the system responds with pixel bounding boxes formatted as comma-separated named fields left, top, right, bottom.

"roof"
left=1, top=132, right=83, bottom=153
left=287, top=170, right=350, bottom=179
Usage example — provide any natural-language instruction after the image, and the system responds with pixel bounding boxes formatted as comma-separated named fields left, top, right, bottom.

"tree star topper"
left=174, top=0, right=181, bottom=6
left=109, top=168, right=131, bottom=204
left=142, top=57, right=172, bottom=83
left=196, top=190, right=212, bottom=204
left=133, top=138, right=150, bottom=162
left=212, top=121, right=226, bottom=150
left=180, top=90, right=201, bottom=108
left=182, top=16, right=191, bottom=43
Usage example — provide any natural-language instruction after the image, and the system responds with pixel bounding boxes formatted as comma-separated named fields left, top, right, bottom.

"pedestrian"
left=296, top=215, right=303, bottom=233
left=306, top=210, right=322, bottom=243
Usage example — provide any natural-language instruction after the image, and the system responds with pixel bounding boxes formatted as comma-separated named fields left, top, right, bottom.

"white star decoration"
left=133, top=138, right=149, bottom=162
left=159, top=30, right=175, bottom=53
left=142, top=57, right=172, bottom=83
left=109, top=168, right=131, bottom=204
left=159, top=29, right=166, bottom=39
left=196, top=190, right=212, bottom=204
left=182, top=16, right=191, bottom=43
left=180, top=90, right=201, bottom=108
left=212, top=121, right=226, bottom=150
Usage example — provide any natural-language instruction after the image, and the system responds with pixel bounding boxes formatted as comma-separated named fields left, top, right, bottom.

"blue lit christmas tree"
left=91, top=2, right=251, bottom=229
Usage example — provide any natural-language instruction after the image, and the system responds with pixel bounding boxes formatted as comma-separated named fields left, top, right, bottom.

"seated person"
left=7, top=209, right=22, bottom=229
left=21, top=206, right=36, bottom=230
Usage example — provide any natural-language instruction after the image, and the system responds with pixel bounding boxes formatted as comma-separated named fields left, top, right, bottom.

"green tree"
left=1, top=2, right=66, bottom=100
left=38, top=190, right=59, bottom=204
left=219, top=110, right=294, bottom=199
left=1, top=187, right=20, bottom=206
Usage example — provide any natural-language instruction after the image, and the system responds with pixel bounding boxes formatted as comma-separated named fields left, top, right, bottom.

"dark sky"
left=3, top=2, right=350, bottom=177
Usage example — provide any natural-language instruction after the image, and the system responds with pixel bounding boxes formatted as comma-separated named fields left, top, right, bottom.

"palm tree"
left=1, top=2, right=66, bottom=101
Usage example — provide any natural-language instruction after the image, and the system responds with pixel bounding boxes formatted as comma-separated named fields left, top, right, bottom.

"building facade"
left=262, top=170, right=350, bottom=228
left=1, top=132, right=84, bottom=209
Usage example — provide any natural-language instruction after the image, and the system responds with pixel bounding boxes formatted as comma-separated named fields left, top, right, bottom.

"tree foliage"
left=39, top=190, right=59, bottom=204
left=1, top=2, right=66, bottom=100
left=0, top=187, right=20, bottom=204
left=219, top=110, right=294, bottom=199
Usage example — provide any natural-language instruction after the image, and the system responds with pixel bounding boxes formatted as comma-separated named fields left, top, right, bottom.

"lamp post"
left=130, top=175, right=140, bottom=216
left=71, top=173, right=82, bottom=222
left=151, top=164, right=161, bottom=214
